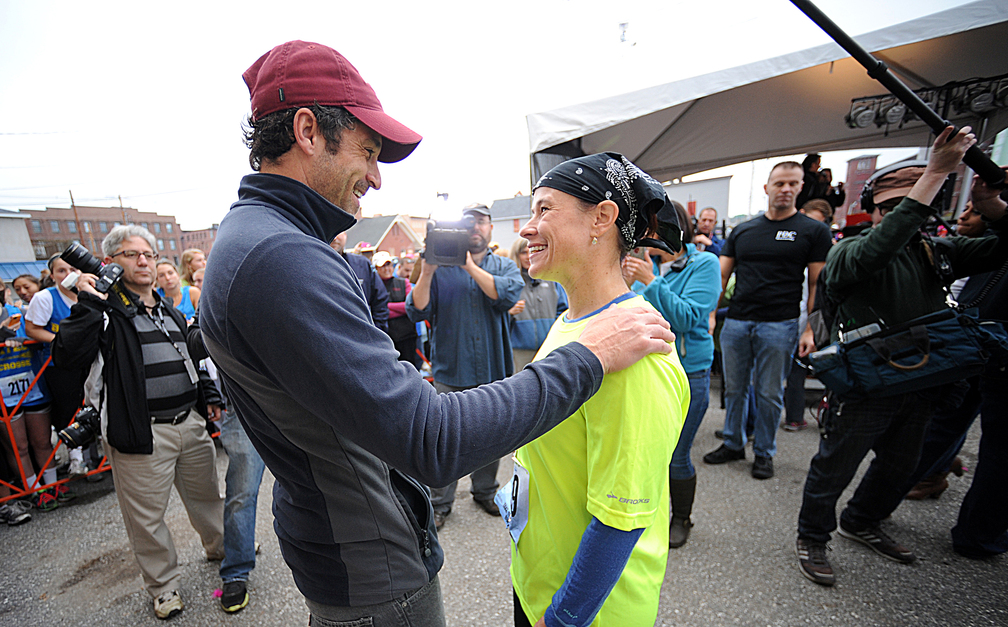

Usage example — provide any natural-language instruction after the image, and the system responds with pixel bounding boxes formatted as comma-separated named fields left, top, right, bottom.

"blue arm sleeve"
left=542, top=517, right=644, bottom=627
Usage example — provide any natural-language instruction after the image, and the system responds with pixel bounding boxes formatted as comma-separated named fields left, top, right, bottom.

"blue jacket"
left=704, top=234, right=725, bottom=256
left=509, top=273, right=567, bottom=353
left=405, top=253, right=523, bottom=387
left=198, top=173, right=604, bottom=607
left=639, top=244, right=721, bottom=373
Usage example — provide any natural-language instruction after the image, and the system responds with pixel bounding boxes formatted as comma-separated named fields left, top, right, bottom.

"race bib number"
left=494, top=456, right=530, bottom=545
left=1, top=370, right=43, bottom=407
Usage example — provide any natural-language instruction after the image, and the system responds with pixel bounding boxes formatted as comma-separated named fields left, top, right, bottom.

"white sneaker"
left=68, top=459, right=87, bottom=477
left=154, top=589, right=183, bottom=619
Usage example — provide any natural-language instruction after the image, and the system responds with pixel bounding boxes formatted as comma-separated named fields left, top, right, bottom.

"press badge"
left=494, top=456, right=530, bottom=545
left=180, top=350, right=200, bottom=385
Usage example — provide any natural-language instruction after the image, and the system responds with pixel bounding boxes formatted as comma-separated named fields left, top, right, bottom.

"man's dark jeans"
left=899, top=378, right=979, bottom=493
left=798, top=391, right=935, bottom=544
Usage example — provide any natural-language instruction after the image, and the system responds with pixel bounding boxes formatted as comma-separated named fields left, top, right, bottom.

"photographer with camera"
left=52, top=225, right=225, bottom=619
left=407, top=202, right=524, bottom=528
left=795, top=126, right=1008, bottom=587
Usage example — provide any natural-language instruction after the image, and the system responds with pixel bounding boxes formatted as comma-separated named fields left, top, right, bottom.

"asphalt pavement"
left=1, top=382, right=1004, bottom=626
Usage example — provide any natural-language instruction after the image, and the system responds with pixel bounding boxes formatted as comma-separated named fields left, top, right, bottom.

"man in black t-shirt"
left=704, top=161, right=832, bottom=480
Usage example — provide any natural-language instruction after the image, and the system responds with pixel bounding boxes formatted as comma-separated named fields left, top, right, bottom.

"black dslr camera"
left=61, top=242, right=124, bottom=294
left=421, top=215, right=475, bottom=267
left=59, top=406, right=101, bottom=449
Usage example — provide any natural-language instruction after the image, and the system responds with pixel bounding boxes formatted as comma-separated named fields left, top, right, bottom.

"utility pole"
left=69, top=190, right=96, bottom=254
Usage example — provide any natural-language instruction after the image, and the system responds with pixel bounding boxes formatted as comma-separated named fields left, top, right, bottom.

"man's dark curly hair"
left=243, top=104, right=357, bottom=171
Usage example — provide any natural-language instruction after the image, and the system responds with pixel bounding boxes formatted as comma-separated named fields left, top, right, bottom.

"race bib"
left=494, top=456, right=530, bottom=545
left=1, top=370, right=43, bottom=407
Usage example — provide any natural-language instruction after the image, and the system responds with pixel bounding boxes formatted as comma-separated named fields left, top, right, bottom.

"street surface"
left=1, top=382, right=1004, bottom=626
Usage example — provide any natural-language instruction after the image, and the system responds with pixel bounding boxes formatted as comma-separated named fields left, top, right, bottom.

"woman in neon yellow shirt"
left=502, top=153, right=690, bottom=627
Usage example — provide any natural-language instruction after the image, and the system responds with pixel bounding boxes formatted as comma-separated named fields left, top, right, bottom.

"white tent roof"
left=527, top=0, right=1008, bottom=182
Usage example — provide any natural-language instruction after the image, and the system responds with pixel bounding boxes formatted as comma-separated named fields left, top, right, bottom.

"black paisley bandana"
left=533, top=152, right=682, bottom=253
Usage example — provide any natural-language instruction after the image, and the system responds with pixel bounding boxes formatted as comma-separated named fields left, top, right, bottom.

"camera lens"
left=58, top=406, right=101, bottom=449
left=61, top=242, right=104, bottom=275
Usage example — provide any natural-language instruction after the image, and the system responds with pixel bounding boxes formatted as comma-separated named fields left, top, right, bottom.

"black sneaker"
left=796, top=538, right=834, bottom=586
left=838, top=521, right=916, bottom=564
left=220, top=580, right=249, bottom=613
left=703, top=444, right=745, bottom=464
left=751, top=455, right=774, bottom=479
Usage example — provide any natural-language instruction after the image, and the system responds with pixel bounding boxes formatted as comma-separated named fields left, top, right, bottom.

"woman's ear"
left=594, top=199, right=619, bottom=234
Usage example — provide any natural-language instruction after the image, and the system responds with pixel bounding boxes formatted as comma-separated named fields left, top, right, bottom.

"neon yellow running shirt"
left=511, top=294, right=689, bottom=626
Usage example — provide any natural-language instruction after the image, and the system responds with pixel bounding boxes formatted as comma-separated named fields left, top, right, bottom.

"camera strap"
left=147, top=304, right=199, bottom=385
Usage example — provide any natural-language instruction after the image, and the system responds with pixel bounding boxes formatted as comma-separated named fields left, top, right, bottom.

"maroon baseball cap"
left=243, top=41, right=422, bottom=163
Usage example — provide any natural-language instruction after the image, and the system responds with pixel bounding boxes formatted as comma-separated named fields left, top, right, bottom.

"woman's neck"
left=563, top=261, right=630, bottom=320
left=56, top=284, right=78, bottom=303
left=163, top=285, right=182, bottom=300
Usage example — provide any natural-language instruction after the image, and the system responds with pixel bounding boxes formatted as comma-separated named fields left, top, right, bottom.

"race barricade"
left=0, top=339, right=110, bottom=504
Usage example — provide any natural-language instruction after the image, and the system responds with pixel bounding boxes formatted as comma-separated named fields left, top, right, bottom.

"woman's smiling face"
left=520, top=187, right=595, bottom=285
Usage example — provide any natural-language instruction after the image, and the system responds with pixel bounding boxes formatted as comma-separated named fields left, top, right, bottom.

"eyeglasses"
left=111, top=250, right=159, bottom=261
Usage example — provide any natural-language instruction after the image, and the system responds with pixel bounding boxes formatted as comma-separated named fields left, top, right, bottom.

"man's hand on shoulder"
left=578, top=306, right=674, bottom=374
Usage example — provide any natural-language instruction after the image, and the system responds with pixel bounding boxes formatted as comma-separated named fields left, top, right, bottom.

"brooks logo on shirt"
left=775, top=230, right=797, bottom=241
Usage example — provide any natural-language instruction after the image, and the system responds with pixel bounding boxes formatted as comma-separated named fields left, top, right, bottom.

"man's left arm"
left=798, top=221, right=832, bottom=357
left=198, top=367, right=224, bottom=420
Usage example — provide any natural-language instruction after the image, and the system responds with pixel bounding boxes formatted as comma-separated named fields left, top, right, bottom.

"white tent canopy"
left=527, top=0, right=1008, bottom=183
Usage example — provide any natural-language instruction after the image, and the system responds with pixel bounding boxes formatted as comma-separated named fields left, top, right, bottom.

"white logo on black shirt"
left=775, top=230, right=797, bottom=241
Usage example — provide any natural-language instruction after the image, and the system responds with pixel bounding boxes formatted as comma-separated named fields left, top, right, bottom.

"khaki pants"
left=106, top=409, right=224, bottom=597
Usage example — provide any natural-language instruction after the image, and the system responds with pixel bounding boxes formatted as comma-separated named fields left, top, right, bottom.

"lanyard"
left=146, top=303, right=194, bottom=368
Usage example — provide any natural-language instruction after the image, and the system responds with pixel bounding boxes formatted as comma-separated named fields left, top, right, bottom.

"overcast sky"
left=0, top=0, right=971, bottom=229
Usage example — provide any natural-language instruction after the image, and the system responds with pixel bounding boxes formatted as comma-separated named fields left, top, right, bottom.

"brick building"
left=343, top=215, right=423, bottom=257
left=24, top=205, right=184, bottom=265
left=179, top=224, right=219, bottom=256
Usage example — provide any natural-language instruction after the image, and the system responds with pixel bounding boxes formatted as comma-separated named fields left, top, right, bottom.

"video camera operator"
left=795, top=126, right=1008, bottom=587
left=407, top=202, right=523, bottom=528
left=51, top=225, right=225, bottom=619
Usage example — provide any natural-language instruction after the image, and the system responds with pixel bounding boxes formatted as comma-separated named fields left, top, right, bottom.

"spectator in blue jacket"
left=622, top=199, right=721, bottom=548
left=507, top=237, right=568, bottom=371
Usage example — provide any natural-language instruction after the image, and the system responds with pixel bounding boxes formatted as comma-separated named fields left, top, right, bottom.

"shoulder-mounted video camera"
left=421, top=215, right=475, bottom=267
